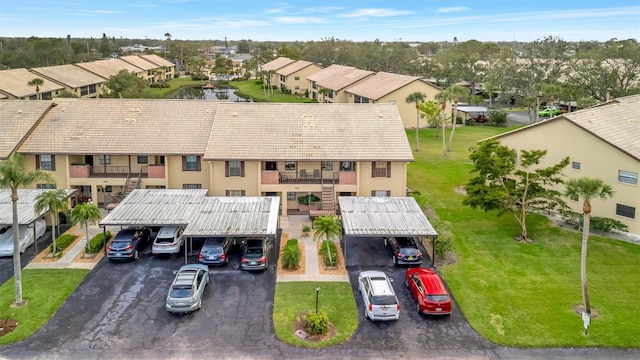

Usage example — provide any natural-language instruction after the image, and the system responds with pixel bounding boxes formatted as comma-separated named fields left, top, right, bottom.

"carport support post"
left=102, top=227, right=107, bottom=255
left=432, top=236, right=437, bottom=268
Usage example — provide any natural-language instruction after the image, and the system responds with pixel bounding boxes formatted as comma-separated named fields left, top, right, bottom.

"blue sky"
left=1, top=0, right=638, bottom=42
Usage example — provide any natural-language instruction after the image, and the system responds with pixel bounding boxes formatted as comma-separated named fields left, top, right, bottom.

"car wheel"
left=197, top=298, right=202, bottom=310
left=224, top=256, right=229, bottom=264
left=134, top=250, right=139, bottom=260
left=363, top=307, right=369, bottom=320
left=416, top=302, right=422, bottom=314
left=393, top=256, right=397, bottom=265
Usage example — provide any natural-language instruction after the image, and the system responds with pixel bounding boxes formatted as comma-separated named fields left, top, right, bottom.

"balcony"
left=69, top=164, right=148, bottom=178
left=261, top=170, right=357, bottom=185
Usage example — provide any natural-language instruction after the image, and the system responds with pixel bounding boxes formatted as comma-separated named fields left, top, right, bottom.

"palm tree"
left=164, top=33, right=172, bottom=57
left=313, top=215, right=342, bottom=266
left=440, top=101, right=447, bottom=158
left=69, top=203, right=102, bottom=253
left=436, top=85, right=467, bottom=152
left=34, top=189, right=70, bottom=256
left=564, top=177, right=614, bottom=315
left=318, top=87, right=331, bottom=102
left=0, top=153, right=55, bottom=306
left=405, top=92, right=426, bottom=152
left=28, top=78, right=44, bottom=100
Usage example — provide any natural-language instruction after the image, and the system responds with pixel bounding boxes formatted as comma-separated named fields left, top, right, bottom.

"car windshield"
left=399, top=248, right=420, bottom=256
left=204, top=245, right=223, bottom=254
left=427, top=294, right=450, bottom=302
left=372, top=295, right=397, bottom=306
left=244, top=247, right=263, bottom=258
left=170, top=286, right=194, bottom=298
left=156, top=237, right=174, bottom=244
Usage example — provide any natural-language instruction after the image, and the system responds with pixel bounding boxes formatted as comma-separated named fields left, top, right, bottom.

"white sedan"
left=0, top=219, right=47, bottom=257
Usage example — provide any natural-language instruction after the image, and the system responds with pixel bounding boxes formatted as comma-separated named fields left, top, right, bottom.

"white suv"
left=358, top=270, right=400, bottom=321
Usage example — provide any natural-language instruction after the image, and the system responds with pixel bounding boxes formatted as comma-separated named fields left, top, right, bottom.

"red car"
left=405, top=268, right=452, bottom=316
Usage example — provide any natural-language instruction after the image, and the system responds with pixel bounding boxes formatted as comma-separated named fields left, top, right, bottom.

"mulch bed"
left=0, top=319, right=18, bottom=338
left=292, top=311, right=336, bottom=342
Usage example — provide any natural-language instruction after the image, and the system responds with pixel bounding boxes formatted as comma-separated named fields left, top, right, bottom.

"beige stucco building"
left=307, top=64, right=374, bottom=103
left=493, top=95, right=640, bottom=235
left=30, top=64, right=107, bottom=98
left=275, top=60, right=323, bottom=95
left=0, top=68, right=65, bottom=100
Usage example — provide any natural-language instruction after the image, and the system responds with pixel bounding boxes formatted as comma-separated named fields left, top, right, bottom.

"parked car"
left=538, top=106, right=562, bottom=117
left=0, top=219, right=46, bottom=257
left=107, top=227, right=151, bottom=261
left=405, top=267, right=452, bottom=316
left=198, top=237, right=234, bottom=266
left=466, top=114, right=487, bottom=125
left=384, top=236, right=423, bottom=266
left=240, top=238, right=270, bottom=271
left=166, top=264, right=209, bottom=314
left=152, top=226, right=185, bottom=256
left=358, top=270, right=400, bottom=321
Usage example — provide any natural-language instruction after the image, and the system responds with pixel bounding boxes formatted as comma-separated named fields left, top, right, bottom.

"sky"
left=0, top=0, right=639, bottom=43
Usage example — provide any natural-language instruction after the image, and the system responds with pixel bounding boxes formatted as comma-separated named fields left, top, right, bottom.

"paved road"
left=1, top=235, right=639, bottom=359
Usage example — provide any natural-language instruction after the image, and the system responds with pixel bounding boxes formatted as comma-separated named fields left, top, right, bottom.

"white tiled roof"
left=260, top=57, right=295, bottom=71
left=0, top=69, right=65, bottom=98
left=139, top=54, right=175, bottom=68
left=345, top=72, right=434, bottom=100
left=17, top=98, right=217, bottom=155
left=203, top=103, right=413, bottom=161
left=31, top=64, right=105, bottom=88
left=307, top=64, right=374, bottom=91
left=120, top=55, right=158, bottom=71
left=0, top=101, right=52, bottom=159
left=75, top=59, right=143, bottom=79
left=276, top=60, right=317, bottom=76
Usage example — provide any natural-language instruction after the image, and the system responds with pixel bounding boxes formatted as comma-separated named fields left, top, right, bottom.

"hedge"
left=86, top=231, right=112, bottom=254
left=50, top=234, right=77, bottom=257
left=282, top=238, right=301, bottom=270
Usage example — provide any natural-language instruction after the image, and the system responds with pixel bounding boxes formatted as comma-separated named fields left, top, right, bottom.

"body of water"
left=172, top=86, right=250, bottom=102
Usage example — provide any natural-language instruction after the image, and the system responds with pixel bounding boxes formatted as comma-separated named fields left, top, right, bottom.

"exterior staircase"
left=310, top=185, right=336, bottom=220
left=105, top=174, right=141, bottom=211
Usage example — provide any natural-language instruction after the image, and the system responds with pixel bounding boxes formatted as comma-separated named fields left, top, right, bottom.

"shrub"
left=487, top=109, right=508, bottom=127
left=304, top=310, right=330, bottom=335
left=282, top=239, right=301, bottom=269
left=298, top=194, right=321, bottom=205
left=302, top=98, right=318, bottom=103
left=50, top=233, right=77, bottom=257
left=149, top=82, right=170, bottom=88
left=430, top=219, right=454, bottom=257
left=468, top=119, right=476, bottom=126
left=301, top=225, right=311, bottom=234
left=319, top=240, right=338, bottom=267
left=190, top=74, right=208, bottom=81
left=86, top=231, right=111, bottom=254
left=591, top=216, right=628, bottom=233
left=456, top=116, right=463, bottom=124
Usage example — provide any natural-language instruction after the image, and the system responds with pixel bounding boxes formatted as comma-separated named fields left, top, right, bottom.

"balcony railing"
left=278, top=171, right=341, bottom=184
left=89, top=165, right=148, bottom=178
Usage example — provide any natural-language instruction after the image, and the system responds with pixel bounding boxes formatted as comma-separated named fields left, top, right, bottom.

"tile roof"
left=139, top=54, right=175, bottom=68
left=119, top=55, right=158, bottom=71
left=18, top=98, right=217, bottom=155
left=345, top=72, right=434, bottom=100
left=75, top=59, right=143, bottom=79
left=260, top=57, right=295, bottom=71
left=495, top=94, right=640, bottom=160
left=0, top=68, right=65, bottom=98
left=276, top=60, right=318, bottom=76
left=0, top=101, right=53, bottom=159
left=307, top=64, right=374, bottom=91
left=30, top=64, right=105, bottom=88
left=204, top=103, right=413, bottom=161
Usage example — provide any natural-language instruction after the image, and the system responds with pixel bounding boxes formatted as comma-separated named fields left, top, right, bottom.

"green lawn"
left=0, top=269, right=89, bottom=344
left=231, top=80, right=309, bottom=103
left=141, top=77, right=206, bottom=98
left=407, top=126, right=640, bottom=348
left=273, top=282, right=358, bottom=348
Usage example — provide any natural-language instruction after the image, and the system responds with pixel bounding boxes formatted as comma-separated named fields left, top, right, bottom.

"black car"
left=107, top=227, right=151, bottom=261
left=198, top=237, right=234, bottom=266
left=240, top=238, right=270, bottom=271
left=385, top=236, right=423, bottom=266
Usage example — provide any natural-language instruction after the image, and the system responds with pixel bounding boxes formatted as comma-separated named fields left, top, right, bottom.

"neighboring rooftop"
left=75, top=58, right=143, bottom=79
left=30, top=64, right=106, bottom=88
left=346, top=72, right=436, bottom=100
left=119, top=55, right=158, bottom=71
left=138, top=54, right=176, bottom=68
left=0, top=68, right=65, bottom=98
left=0, top=101, right=52, bottom=159
left=276, top=60, right=318, bottom=76
left=0, top=189, right=76, bottom=226
left=307, top=64, right=374, bottom=91
left=260, top=57, right=295, bottom=71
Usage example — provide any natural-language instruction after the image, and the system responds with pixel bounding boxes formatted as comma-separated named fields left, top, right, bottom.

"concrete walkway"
left=277, top=215, right=350, bottom=283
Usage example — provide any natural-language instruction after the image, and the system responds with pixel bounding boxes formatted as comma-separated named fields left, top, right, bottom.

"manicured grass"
left=273, top=282, right=358, bottom=348
left=231, top=80, right=309, bottom=103
left=142, top=77, right=207, bottom=98
left=407, top=126, right=640, bottom=348
left=0, top=269, right=89, bottom=344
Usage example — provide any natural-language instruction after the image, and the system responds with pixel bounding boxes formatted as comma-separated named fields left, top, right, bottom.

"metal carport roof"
left=0, top=189, right=76, bottom=226
left=99, top=189, right=208, bottom=227
left=183, top=196, right=280, bottom=237
left=338, top=196, right=438, bottom=237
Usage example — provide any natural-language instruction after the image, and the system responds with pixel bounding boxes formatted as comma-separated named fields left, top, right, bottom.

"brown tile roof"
left=260, top=57, right=295, bottom=71
left=18, top=99, right=217, bottom=155
left=75, top=59, right=143, bottom=79
left=0, top=69, right=65, bottom=98
left=138, top=54, right=175, bottom=68
left=30, top=64, right=105, bottom=88
left=345, top=72, right=434, bottom=100
left=495, top=94, right=640, bottom=160
left=307, top=64, right=374, bottom=91
left=204, top=103, right=413, bottom=161
left=0, top=101, right=53, bottom=159
left=276, top=60, right=319, bottom=76
left=120, top=55, right=158, bottom=71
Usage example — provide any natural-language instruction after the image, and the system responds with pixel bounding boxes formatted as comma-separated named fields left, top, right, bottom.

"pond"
left=172, top=86, right=250, bottom=102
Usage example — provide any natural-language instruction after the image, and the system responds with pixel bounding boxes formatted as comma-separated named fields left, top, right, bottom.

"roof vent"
left=125, top=118, right=137, bottom=124
left=17, top=110, right=22, bottom=114
left=205, top=109, right=212, bottom=114
left=233, top=112, right=238, bottom=117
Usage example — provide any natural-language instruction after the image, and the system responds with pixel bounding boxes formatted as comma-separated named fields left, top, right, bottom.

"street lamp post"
left=535, top=92, right=542, bottom=123
left=315, top=286, right=320, bottom=313
left=308, top=192, right=312, bottom=216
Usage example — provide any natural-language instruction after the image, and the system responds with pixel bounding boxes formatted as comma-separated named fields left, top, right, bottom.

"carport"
left=0, top=188, right=77, bottom=255
left=338, top=196, right=439, bottom=265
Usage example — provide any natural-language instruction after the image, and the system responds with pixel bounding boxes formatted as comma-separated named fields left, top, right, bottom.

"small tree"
left=564, top=177, right=614, bottom=315
left=313, top=215, right=342, bottom=266
left=69, top=203, right=102, bottom=252
left=28, top=78, right=44, bottom=100
left=103, top=69, right=147, bottom=98
left=463, top=139, right=569, bottom=241
left=34, top=189, right=70, bottom=256
left=419, top=100, right=441, bottom=132
left=405, top=92, right=426, bottom=151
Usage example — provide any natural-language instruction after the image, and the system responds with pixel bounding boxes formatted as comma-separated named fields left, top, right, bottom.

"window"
left=371, top=162, right=391, bottom=178
left=572, top=162, right=581, bottom=170
left=616, top=204, right=636, bottom=219
left=280, top=75, right=286, bottom=82
left=137, top=156, right=148, bottom=164
left=294, top=86, right=300, bottom=91
left=341, top=161, right=353, bottom=172
left=287, top=192, right=296, bottom=201
left=285, top=162, right=296, bottom=171
left=182, top=184, right=202, bottom=189
left=225, top=190, right=246, bottom=196
left=89, top=84, right=97, bottom=94
left=618, top=170, right=638, bottom=185
left=80, top=86, right=89, bottom=96
left=265, top=161, right=277, bottom=171
left=225, top=160, right=244, bottom=177
left=354, top=95, right=370, bottom=103
left=182, top=156, right=201, bottom=171
left=36, top=155, right=55, bottom=171
left=36, top=184, right=56, bottom=189
left=105, top=186, right=113, bottom=192
left=294, top=76, right=300, bottom=81
left=322, top=161, right=333, bottom=171
left=99, top=155, right=111, bottom=165
left=372, top=190, right=391, bottom=197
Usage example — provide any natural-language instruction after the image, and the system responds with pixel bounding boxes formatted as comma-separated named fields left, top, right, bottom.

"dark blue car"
left=198, top=237, right=234, bottom=266
left=107, top=228, right=151, bottom=261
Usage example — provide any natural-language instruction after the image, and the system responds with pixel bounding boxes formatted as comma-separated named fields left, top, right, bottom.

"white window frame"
left=618, top=170, right=638, bottom=185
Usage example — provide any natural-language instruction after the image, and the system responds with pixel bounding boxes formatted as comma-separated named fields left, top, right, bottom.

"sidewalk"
left=276, top=215, right=349, bottom=283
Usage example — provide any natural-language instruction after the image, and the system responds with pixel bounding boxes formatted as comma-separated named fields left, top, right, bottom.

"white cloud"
left=437, top=7, right=469, bottom=13
left=339, top=8, right=413, bottom=18
left=276, top=16, right=327, bottom=24
left=86, top=10, right=125, bottom=14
